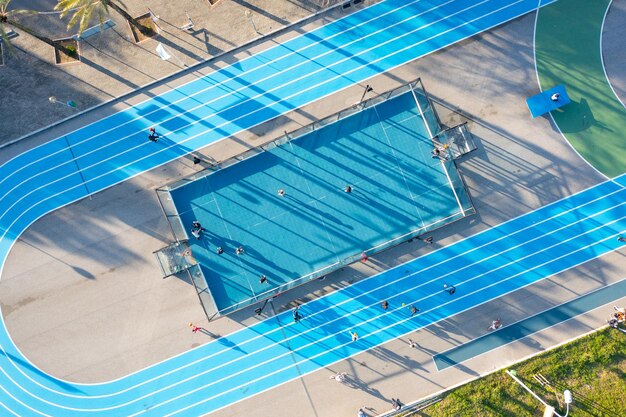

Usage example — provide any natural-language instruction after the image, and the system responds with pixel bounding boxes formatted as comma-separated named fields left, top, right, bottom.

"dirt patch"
left=54, top=38, right=80, bottom=65
left=129, top=14, right=159, bottom=43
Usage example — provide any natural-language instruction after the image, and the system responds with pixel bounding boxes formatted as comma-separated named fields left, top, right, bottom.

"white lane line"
left=161, top=219, right=626, bottom=417
left=0, top=0, right=453, bottom=213
left=600, top=0, right=626, bottom=111
left=0, top=176, right=621, bottom=410
left=0, top=0, right=431, bottom=196
left=0, top=372, right=50, bottom=416
left=2, top=193, right=621, bottom=416
left=0, top=0, right=512, bottom=235
left=0, top=400, right=21, bottom=417
left=0, top=0, right=483, bottom=208
left=0, top=177, right=621, bottom=417
left=0, top=0, right=600, bottom=410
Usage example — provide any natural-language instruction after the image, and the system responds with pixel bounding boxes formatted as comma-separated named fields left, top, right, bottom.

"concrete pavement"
left=0, top=0, right=624, bottom=416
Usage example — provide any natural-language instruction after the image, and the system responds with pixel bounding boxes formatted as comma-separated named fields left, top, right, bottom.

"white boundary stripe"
left=432, top=277, right=626, bottom=370
left=409, top=79, right=465, bottom=215
left=440, top=159, right=465, bottom=215
left=600, top=0, right=626, bottom=111
left=411, top=85, right=434, bottom=139
left=373, top=105, right=425, bottom=225
left=0, top=171, right=622, bottom=413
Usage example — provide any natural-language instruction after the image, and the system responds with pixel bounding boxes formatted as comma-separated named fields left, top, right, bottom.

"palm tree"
left=0, top=0, right=69, bottom=52
left=55, top=0, right=152, bottom=36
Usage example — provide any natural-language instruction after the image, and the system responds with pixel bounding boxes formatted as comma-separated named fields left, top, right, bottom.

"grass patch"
left=405, top=328, right=626, bottom=416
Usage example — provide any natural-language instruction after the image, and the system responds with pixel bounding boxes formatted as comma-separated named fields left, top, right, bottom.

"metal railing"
left=157, top=79, right=476, bottom=318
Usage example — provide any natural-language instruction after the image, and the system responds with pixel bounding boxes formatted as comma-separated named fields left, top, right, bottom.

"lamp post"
left=506, top=370, right=572, bottom=417
left=245, top=10, right=261, bottom=35
left=359, top=84, right=373, bottom=104
left=49, top=96, right=77, bottom=109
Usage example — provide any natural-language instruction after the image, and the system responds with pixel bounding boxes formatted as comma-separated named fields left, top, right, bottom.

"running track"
left=5, top=0, right=623, bottom=416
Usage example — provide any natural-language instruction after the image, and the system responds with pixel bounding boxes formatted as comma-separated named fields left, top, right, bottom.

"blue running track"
left=6, top=0, right=622, bottom=416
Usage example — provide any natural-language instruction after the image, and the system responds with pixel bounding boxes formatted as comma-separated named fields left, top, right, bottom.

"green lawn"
left=407, top=328, right=626, bottom=416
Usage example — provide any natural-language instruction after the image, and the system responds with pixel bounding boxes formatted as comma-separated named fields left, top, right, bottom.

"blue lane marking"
left=0, top=0, right=606, bottom=415
left=434, top=278, right=626, bottom=371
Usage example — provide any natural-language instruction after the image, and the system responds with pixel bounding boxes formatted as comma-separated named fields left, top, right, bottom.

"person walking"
left=391, top=398, right=402, bottom=411
left=488, top=319, right=502, bottom=331
left=407, top=338, right=418, bottom=348
left=188, top=322, right=202, bottom=333
left=148, top=127, right=159, bottom=142
left=357, top=408, right=366, bottom=417
left=443, top=283, right=456, bottom=295
left=192, top=220, right=205, bottom=232
left=329, top=372, right=347, bottom=383
left=293, top=305, right=302, bottom=322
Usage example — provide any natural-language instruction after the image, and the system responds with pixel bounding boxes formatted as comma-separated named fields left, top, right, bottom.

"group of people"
left=355, top=399, right=401, bottom=416
left=190, top=220, right=205, bottom=239
left=609, top=306, right=625, bottom=330
left=431, top=143, right=450, bottom=160
left=189, top=221, right=246, bottom=258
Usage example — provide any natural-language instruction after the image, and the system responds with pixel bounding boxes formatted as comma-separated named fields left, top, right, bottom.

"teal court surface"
left=166, top=83, right=474, bottom=314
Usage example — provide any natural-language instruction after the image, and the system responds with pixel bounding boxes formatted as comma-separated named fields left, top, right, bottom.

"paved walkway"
left=0, top=0, right=624, bottom=416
